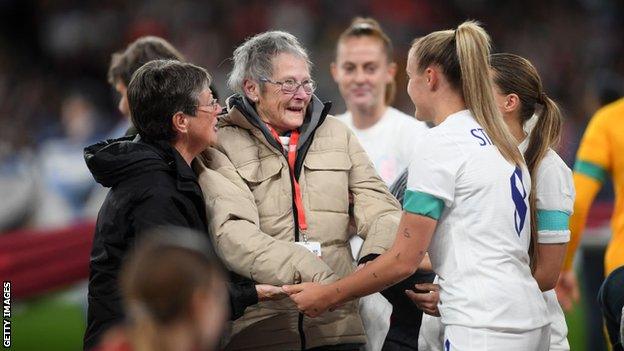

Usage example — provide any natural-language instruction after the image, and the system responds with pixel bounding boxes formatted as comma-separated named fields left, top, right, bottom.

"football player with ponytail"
left=285, top=22, right=550, bottom=350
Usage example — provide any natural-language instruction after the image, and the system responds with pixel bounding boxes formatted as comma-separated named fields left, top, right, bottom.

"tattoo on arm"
left=403, top=228, right=411, bottom=238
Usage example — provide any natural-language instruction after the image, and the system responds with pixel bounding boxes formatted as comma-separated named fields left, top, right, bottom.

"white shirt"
left=520, top=138, right=574, bottom=350
left=336, top=107, right=427, bottom=186
left=519, top=139, right=575, bottom=244
left=405, top=110, right=548, bottom=331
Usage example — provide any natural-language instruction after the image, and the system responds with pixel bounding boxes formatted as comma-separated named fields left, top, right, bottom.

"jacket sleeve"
left=130, top=179, right=262, bottom=321
left=227, top=277, right=258, bottom=320
left=346, top=128, right=402, bottom=259
left=194, top=149, right=338, bottom=286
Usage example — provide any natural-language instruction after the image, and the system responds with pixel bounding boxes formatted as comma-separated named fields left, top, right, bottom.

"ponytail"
left=490, top=53, right=564, bottom=271
left=410, top=21, right=524, bottom=166
left=525, top=95, right=563, bottom=271
left=524, top=95, right=562, bottom=180
left=455, top=21, right=524, bottom=166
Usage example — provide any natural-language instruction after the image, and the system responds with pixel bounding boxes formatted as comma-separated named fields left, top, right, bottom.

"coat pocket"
left=236, top=156, right=286, bottom=217
left=303, top=151, right=352, bottom=213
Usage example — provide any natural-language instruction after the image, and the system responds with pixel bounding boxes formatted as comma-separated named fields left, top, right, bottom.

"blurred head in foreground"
left=120, top=226, right=227, bottom=351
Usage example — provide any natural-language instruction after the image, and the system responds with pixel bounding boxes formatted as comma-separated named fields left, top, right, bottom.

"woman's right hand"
left=405, top=283, right=441, bottom=316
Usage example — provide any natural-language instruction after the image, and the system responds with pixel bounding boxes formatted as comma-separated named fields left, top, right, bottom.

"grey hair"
left=227, top=30, right=312, bottom=94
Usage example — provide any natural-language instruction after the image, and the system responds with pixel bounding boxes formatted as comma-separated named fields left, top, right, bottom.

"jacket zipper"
left=284, top=152, right=306, bottom=350
left=253, top=102, right=330, bottom=351
left=298, top=312, right=306, bottom=350
left=288, top=111, right=329, bottom=351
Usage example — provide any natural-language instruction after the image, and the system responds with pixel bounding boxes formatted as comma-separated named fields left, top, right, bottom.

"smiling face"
left=332, top=36, right=394, bottom=112
left=255, top=52, right=312, bottom=134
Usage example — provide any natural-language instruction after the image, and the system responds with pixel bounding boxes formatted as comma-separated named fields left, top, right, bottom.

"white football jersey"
left=405, top=110, right=548, bottom=331
left=520, top=138, right=575, bottom=350
left=336, top=107, right=427, bottom=186
left=520, top=139, right=575, bottom=244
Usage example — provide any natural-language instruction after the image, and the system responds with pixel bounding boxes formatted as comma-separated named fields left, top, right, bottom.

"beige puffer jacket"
left=195, top=94, right=401, bottom=350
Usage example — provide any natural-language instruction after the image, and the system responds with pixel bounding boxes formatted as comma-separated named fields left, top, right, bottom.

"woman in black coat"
left=83, top=60, right=282, bottom=350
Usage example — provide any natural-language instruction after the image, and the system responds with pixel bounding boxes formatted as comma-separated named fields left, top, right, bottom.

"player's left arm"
left=534, top=160, right=575, bottom=291
left=285, top=210, right=437, bottom=317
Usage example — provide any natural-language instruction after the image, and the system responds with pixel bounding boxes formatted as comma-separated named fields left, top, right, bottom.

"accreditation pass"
left=296, top=241, right=322, bottom=257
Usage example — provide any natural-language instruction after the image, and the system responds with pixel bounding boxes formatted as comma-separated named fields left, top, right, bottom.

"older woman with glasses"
left=194, top=31, right=402, bottom=351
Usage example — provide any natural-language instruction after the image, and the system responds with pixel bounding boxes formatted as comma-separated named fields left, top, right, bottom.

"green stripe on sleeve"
left=537, top=210, right=570, bottom=231
left=574, top=160, right=607, bottom=183
left=403, top=190, right=444, bottom=220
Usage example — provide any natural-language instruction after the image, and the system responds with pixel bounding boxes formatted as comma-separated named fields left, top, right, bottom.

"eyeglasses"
left=196, top=98, right=223, bottom=114
left=260, top=77, right=316, bottom=95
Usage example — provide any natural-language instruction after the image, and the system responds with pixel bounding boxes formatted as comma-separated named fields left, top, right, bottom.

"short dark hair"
left=127, top=60, right=211, bottom=142
left=108, top=36, right=185, bottom=87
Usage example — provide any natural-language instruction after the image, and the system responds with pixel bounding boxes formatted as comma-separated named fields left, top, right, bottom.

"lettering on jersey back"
left=470, top=128, right=493, bottom=146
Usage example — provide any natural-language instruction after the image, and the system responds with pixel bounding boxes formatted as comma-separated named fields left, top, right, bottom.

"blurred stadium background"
left=0, top=0, right=621, bottom=350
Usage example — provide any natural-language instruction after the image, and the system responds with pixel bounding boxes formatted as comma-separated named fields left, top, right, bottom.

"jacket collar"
left=222, top=94, right=332, bottom=154
left=132, top=136, right=201, bottom=195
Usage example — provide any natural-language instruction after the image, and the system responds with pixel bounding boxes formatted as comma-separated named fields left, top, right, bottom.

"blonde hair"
left=410, top=21, right=524, bottom=166
left=337, top=17, right=396, bottom=105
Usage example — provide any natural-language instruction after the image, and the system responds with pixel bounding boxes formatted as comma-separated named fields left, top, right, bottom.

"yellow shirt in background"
left=564, top=98, right=624, bottom=275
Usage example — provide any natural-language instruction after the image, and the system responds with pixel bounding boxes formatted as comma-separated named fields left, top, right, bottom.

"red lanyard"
left=267, top=126, right=308, bottom=233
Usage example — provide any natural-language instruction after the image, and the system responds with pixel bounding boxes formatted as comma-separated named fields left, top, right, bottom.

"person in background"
left=83, top=60, right=278, bottom=350
left=37, top=90, right=105, bottom=224
left=195, top=30, right=402, bottom=350
left=556, top=96, right=624, bottom=313
left=85, top=36, right=190, bottom=217
left=490, top=53, right=573, bottom=350
left=598, top=265, right=624, bottom=351
left=332, top=17, right=431, bottom=350
left=333, top=17, right=428, bottom=186
left=106, top=36, right=185, bottom=136
left=104, top=35, right=222, bottom=138
left=97, top=227, right=228, bottom=351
